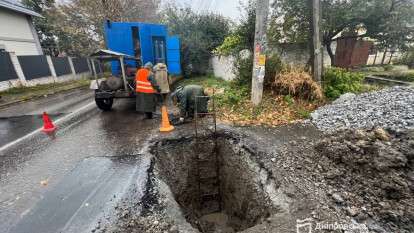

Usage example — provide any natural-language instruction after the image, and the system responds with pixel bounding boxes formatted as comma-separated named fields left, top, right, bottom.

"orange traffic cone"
left=160, top=106, right=174, bottom=132
left=42, top=112, right=56, bottom=133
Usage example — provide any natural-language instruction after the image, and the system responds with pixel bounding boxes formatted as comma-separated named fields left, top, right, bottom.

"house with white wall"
left=0, top=0, right=42, bottom=55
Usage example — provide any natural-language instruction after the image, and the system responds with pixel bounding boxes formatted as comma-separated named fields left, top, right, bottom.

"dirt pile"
left=314, top=128, right=414, bottom=232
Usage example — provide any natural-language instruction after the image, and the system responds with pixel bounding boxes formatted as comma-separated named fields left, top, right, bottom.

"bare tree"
left=119, top=0, right=160, bottom=22
left=48, top=0, right=161, bottom=55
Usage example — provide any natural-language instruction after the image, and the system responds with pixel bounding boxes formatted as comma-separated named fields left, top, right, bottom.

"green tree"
left=270, top=0, right=414, bottom=65
left=24, top=0, right=161, bottom=56
left=215, top=1, right=282, bottom=88
left=22, top=0, right=57, bottom=55
left=214, top=0, right=256, bottom=56
left=163, top=6, right=230, bottom=76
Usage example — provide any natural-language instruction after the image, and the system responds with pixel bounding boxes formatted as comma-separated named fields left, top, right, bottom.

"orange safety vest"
left=135, top=69, right=156, bottom=93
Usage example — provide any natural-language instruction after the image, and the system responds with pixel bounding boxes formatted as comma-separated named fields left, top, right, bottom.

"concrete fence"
left=211, top=56, right=236, bottom=81
left=367, top=51, right=402, bottom=66
left=0, top=52, right=95, bottom=91
left=210, top=42, right=403, bottom=81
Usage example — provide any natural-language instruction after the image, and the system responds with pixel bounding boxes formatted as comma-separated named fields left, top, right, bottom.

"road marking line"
left=0, top=102, right=95, bottom=152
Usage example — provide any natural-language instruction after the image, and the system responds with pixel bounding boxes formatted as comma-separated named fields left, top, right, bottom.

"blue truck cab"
left=104, top=21, right=181, bottom=75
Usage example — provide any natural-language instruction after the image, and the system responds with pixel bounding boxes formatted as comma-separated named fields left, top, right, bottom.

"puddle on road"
left=0, top=114, right=64, bottom=147
left=151, top=134, right=278, bottom=233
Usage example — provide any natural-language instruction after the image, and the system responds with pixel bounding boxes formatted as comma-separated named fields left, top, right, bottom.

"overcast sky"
left=171, top=0, right=247, bottom=21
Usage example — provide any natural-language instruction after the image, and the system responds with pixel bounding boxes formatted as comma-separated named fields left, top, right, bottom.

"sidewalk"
left=0, top=79, right=91, bottom=109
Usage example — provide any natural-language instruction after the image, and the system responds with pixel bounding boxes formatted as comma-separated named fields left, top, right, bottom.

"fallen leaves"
left=216, top=93, right=320, bottom=127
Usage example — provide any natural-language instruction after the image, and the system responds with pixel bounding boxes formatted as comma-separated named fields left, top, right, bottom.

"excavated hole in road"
left=151, top=135, right=277, bottom=233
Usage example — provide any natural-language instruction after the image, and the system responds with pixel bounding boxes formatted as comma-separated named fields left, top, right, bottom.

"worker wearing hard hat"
left=135, top=62, right=160, bottom=119
left=171, top=85, right=209, bottom=123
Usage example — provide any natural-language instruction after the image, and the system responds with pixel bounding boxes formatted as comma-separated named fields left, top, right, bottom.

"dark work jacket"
left=176, top=85, right=209, bottom=117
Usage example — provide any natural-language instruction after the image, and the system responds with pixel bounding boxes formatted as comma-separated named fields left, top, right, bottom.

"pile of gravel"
left=311, top=86, right=414, bottom=132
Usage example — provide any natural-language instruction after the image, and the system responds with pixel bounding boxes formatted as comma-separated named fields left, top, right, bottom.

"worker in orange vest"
left=135, top=62, right=160, bottom=119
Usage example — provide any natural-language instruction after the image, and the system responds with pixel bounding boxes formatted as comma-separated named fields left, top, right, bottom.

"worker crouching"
left=135, top=62, right=160, bottom=119
left=171, top=85, right=209, bottom=123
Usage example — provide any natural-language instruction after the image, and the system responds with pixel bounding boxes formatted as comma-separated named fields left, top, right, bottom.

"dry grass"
left=0, top=78, right=91, bottom=105
left=177, top=75, right=323, bottom=127
left=271, top=68, right=324, bottom=101
left=217, top=93, right=320, bottom=127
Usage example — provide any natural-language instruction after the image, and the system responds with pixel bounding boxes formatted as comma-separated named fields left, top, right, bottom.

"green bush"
left=323, top=68, right=365, bottom=100
left=264, top=54, right=283, bottom=88
left=383, top=64, right=394, bottom=71
left=234, top=53, right=283, bottom=88
left=283, top=95, right=294, bottom=106
left=216, top=84, right=250, bottom=107
left=163, top=6, right=231, bottom=77
left=397, top=48, right=414, bottom=68
left=234, top=54, right=253, bottom=87
left=213, top=35, right=242, bottom=56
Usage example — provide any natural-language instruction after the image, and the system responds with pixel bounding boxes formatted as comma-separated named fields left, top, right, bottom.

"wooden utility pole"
left=251, top=0, right=270, bottom=106
left=311, top=0, right=322, bottom=83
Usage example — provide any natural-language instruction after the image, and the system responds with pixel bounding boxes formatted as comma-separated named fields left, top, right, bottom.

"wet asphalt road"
left=0, top=89, right=94, bottom=147
left=0, top=89, right=160, bottom=233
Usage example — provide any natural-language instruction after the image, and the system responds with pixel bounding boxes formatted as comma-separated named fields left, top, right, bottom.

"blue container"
left=104, top=21, right=181, bottom=75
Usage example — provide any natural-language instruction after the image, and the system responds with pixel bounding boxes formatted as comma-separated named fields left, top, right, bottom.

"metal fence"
left=1, top=53, right=92, bottom=91
left=92, top=60, right=103, bottom=74
left=52, top=57, right=72, bottom=77
left=72, top=58, right=89, bottom=74
left=18, top=55, right=51, bottom=80
left=0, top=52, right=18, bottom=81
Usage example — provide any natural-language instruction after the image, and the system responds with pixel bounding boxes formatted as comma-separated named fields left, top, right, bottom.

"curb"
left=0, top=85, right=90, bottom=109
left=365, top=75, right=413, bottom=86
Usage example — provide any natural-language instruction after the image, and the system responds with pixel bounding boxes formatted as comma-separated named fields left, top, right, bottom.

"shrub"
left=164, top=6, right=231, bottom=77
left=233, top=53, right=253, bottom=87
left=323, top=68, right=364, bottom=100
left=264, top=54, right=283, bottom=88
left=213, top=35, right=242, bottom=56
left=224, top=85, right=250, bottom=105
left=234, top=53, right=283, bottom=88
left=397, top=48, right=414, bottom=68
left=383, top=64, right=394, bottom=71
left=272, top=68, right=324, bottom=101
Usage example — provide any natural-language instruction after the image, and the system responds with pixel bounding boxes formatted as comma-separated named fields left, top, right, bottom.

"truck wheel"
left=95, top=98, right=113, bottom=111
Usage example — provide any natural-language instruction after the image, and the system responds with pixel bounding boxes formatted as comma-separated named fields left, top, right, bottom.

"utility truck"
left=90, top=21, right=181, bottom=111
